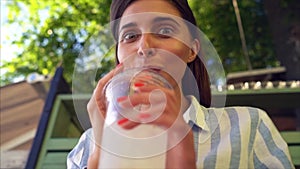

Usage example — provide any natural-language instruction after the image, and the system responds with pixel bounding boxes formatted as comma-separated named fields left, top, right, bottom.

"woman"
left=68, top=0, right=294, bottom=168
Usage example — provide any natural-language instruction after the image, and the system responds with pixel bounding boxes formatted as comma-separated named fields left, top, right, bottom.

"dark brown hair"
left=110, top=0, right=211, bottom=107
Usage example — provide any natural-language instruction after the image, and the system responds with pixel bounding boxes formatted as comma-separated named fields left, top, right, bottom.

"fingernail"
left=134, top=82, right=144, bottom=87
left=139, top=113, right=151, bottom=119
left=145, top=75, right=152, bottom=79
left=118, top=118, right=128, bottom=125
left=117, top=96, right=128, bottom=102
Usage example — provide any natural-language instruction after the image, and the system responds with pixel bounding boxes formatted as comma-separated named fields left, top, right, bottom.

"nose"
left=137, top=34, right=156, bottom=57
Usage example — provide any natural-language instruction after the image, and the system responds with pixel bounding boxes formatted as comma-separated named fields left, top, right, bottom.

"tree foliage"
left=189, top=0, right=278, bottom=72
left=1, top=0, right=280, bottom=86
left=1, top=0, right=112, bottom=86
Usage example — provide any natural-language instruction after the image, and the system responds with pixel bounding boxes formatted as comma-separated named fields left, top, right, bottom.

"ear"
left=187, top=39, right=200, bottom=63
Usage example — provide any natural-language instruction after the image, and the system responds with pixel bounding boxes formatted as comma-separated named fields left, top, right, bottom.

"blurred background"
left=1, top=0, right=299, bottom=168
left=1, top=0, right=299, bottom=86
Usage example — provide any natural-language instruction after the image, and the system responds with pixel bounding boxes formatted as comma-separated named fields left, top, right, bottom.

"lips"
left=143, top=65, right=164, bottom=73
left=149, top=67, right=161, bottom=73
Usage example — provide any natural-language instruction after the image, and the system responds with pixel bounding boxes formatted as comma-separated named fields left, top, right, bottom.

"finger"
left=131, top=75, right=164, bottom=87
left=93, top=63, right=124, bottom=116
left=117, top=118, right=140, bottom=130
left=87, top=63, right=124, bottom=144
left=118, top=89, right=168, bottom=108
left=132, top=83, right=170, bottom=93
left=117, top=91, right=168, bottom=125
left=94, top=63, right=124, bottom=99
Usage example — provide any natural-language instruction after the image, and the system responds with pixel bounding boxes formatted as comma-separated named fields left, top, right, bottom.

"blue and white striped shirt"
left=67, top=96, right=295, bottom=169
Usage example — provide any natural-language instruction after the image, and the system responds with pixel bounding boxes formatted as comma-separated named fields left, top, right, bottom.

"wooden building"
left=0, top=80, right=49, bottom=168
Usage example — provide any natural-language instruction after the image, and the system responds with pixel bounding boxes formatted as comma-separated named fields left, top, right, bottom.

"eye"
left=120, top=32, right=140, bottom=43
left=157, top=27, right=174, bottom=37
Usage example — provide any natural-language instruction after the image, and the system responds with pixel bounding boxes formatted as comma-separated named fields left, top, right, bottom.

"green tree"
left=1, top=0, right=113, bottom=87
left=1, top=0, right=286, bottom=87
left=189, top=0, right=278, bottom=72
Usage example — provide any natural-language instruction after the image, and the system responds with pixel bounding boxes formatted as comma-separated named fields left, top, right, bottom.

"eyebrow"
left=152, top=17, right=181, bottom=27
left=119, top=22, right=137, bottom=33
left=119, top=16, right=181, bottom=33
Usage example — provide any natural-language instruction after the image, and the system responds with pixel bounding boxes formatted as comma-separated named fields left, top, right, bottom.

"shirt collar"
left=183, top=95, right=210, bottom=132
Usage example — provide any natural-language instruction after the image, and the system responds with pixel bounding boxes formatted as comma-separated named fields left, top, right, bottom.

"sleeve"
left=67, top=128, right=94, bottom=169
left=253, top=109, right=295, bottom=169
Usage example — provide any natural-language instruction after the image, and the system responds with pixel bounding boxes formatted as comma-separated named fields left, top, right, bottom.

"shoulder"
left=208, top=106, right=285, bottom=147
left=220, top=106, right=276, bottom=128
left=208, top=106, right=269, bottom=122
left=205, top=106, right=275, bottom=136
left=187, top=95, right=269, bottom=130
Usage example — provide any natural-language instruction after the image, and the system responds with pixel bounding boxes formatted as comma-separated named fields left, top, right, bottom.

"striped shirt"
left=67, top=96, right=295, bottom=169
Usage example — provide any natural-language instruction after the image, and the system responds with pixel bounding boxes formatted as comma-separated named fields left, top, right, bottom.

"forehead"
left=119, top=1, right=185, bottom=31
left=119, top=12, right=183, bottom=29
left=122, top=0, right=181, bottom=17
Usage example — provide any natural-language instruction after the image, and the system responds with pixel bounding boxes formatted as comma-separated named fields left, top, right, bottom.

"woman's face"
left=117, top=0, right=198, bottom=83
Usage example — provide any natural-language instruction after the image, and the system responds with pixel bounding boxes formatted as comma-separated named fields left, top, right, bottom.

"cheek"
left=165, top=43, right=191, bottom=62
left=117, top=46, right=130, bottom=63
